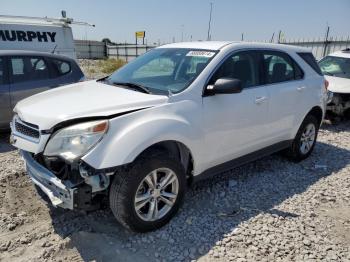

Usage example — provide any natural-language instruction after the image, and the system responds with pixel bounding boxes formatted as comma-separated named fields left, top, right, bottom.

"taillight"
left=324, top=79, right=329, bottom=90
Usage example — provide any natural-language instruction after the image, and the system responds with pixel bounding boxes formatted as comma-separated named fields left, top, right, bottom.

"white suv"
left=10, top=42, right=327, bottom=232
left=318, top=48, right=350, bottom=117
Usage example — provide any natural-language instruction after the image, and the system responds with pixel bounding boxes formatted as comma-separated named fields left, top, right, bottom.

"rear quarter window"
left=298, top=52, right=323, bottom=75
left=51, top=59, right=71, bottom=77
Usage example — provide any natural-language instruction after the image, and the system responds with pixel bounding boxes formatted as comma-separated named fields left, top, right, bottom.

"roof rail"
left=0, top=14, right=95, bottom=27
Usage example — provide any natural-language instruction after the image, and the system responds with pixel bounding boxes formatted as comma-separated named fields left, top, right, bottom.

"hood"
left=14, top=80, right=168, bottom=130
left=325, top=76, right=350, bottom=94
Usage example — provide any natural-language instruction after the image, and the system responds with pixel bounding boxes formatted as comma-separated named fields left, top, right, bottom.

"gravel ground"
left=0, top=120, right=349, bottom=262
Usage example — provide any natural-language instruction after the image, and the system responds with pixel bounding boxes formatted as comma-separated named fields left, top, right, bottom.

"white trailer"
left=0, top=13, right=94, bottom=59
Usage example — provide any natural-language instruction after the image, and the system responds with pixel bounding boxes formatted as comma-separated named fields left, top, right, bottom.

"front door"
left=202, top=50, right=269, bottom=171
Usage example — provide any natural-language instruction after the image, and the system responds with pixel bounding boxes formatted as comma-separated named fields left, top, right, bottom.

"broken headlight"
left=44, top=120, right=109, bottom=162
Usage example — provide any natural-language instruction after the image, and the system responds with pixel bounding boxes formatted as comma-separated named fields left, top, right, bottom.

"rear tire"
left=109, top=150, right=186, bottom=232
left=285, top=115, right=319, bottom=162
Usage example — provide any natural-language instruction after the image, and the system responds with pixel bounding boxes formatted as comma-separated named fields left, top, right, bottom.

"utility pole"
left=241, top=33, right=244, bottom=41
left=207, top=2, right=213, bottom=41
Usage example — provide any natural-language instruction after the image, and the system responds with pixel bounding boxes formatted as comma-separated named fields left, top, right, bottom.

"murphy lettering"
left=0, top=30, right=56, bottom=42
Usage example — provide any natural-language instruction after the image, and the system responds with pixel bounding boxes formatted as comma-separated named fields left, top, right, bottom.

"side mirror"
left=205, top=78, right=243, bottom=96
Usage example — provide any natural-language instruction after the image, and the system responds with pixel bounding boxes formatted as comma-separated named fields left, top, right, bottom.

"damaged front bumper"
left=327, top=92, right=350, bottom=116
left=21, top=150, right=106, bottom=210
left=21, top=150, right=76, bottom=209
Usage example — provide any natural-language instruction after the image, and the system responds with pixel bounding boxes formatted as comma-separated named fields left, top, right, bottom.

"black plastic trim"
left=193, top=140, right=293, bottom=183
left=41, top=107, right=151, bottom=135
left=298, top=52, right=323, bottom=76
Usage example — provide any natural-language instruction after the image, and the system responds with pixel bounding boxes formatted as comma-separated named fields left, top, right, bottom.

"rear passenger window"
left=263, top=52, right=303, bottom=84
left=0, top=58, right=3, bottom=85
left=209, top=51, right=259, bottom=88
left=10, top=57, right=49, bottom=83
left=51, top=59, right=71, bottom=77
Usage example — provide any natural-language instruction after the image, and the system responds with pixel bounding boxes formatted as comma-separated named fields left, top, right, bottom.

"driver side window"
left=209, top=51, right=259, bottom=88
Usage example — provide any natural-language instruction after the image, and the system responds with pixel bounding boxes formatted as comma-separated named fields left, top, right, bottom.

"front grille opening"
left=15, top=120, right=40, bottom=139
left=35, top=154, right=83, bottom=184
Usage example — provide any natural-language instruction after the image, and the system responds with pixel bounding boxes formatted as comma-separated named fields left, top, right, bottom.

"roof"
left=158, top=41, right=310, bottom=52
left=327, top=49, right=350, bottom=59
left=158, top=41, right=233, bottom=50
left=0, top=50, right=75, bottom=61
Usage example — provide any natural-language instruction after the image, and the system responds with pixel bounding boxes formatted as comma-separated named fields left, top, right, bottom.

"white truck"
left=0, top=14, right=93, bottom=59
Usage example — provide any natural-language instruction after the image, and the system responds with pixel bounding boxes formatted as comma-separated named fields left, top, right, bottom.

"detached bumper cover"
left=21, top=150, right=75, bottom=209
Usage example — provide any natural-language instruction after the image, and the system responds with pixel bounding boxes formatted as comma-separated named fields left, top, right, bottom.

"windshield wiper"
left=110, top=81, right=152, bottom=94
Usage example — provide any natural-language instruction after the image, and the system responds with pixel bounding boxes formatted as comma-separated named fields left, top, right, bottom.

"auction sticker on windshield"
left=186, top=51, right=215, bottom=57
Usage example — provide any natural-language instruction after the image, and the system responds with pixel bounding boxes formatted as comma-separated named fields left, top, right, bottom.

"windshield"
left=107, top=48, right=217, bottom=94
left=319, top=55, right=350, bottom=79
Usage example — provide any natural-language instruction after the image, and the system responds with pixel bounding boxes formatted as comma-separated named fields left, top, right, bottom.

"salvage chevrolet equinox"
left=11, top=42, right=328, bottom=232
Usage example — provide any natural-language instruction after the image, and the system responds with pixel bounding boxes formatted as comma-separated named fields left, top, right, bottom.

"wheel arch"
left=135, top=140, right=194, bottom=184
left=306, top=106, right=323, bottom=126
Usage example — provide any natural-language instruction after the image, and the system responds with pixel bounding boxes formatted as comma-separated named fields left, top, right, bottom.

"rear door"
left=0, top=56, right=12, bottom=127
left=202, top=50, right=270, bottom=170
left=260, top=50, right=304, bottom=143
left=9, top=55, right=57, bottom=108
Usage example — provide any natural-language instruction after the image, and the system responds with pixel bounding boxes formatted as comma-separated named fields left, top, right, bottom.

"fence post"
left=125, top=45, right=128, bottom=62
left=116, top=45, right=119, bottom=60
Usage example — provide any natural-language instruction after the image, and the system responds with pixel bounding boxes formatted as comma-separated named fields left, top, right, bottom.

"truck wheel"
left=109, top=150, right=186, bottom=232
left=286, top=115, right=319, bottom=162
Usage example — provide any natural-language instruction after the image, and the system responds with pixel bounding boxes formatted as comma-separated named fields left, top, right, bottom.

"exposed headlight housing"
left=44, top=120, right=109, bottom=162
left=326, top=90, right=334, bottom=104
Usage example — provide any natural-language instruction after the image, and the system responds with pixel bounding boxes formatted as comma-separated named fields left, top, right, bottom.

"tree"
left=102, top=38, right=112, bottom=44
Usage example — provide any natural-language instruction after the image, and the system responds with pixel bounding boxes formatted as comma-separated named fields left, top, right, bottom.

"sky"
left=1, top=0, right=350, bottom=44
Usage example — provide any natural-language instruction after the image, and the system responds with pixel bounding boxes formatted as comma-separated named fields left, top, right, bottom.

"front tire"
left=109, top=150, right=186, bottom=232
left=286, top=115, right=319, bottom=162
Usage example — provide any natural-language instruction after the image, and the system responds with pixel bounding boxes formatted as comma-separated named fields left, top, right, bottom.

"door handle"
left=297, top=86, right=306, bottom=91
left=255, top=96, right=267, bottom=104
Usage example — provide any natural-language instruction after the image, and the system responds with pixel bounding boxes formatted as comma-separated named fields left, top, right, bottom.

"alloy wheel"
left=134, top=168, right=179, bottom=221
left=300, top=123, right=316, bottom=154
